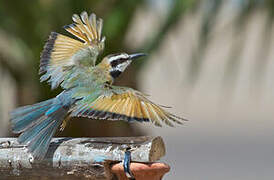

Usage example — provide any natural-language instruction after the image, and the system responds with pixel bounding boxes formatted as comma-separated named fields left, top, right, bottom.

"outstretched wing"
left=40, top=11, right=105, bottom=89
left=70, top=86, right=187, bottom=127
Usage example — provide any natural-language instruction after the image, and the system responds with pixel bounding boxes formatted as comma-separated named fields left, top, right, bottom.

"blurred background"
left=1, top=0, right=274, bottom=179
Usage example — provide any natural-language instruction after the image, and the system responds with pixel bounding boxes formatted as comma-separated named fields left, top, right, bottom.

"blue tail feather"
left=10, top=97, right=68, bottom=160
left=18, top=113, right=56, bottom=144
left=30, top=116, right=62, bottom=159
left=28, top=119, right=60, bottom=159
left=10, top=99, right=53, bottom=117
left=11, top=105, right=53, bottom=133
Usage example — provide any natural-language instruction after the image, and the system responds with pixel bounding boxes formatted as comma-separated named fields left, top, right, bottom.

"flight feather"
left=70, top=86, right=187, bottom=127
left=39, top=11, right=105, bottom=89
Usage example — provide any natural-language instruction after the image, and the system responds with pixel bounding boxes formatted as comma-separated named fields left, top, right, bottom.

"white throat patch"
left=113, top=60, right=131, bottom=72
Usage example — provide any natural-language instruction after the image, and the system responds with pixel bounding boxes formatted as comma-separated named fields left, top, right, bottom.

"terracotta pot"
left=111, top=162, right=170, bottom=180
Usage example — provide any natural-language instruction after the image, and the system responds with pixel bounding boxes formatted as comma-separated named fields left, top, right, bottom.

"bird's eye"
left=110, top=58, right=128, bottom=67
left=118, top=58, right=128, bottom=64
left=110, top=60, right=119, bottom=67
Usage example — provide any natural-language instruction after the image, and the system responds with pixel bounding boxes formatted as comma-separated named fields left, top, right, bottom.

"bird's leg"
left=60, top=115, right=70, bottom=131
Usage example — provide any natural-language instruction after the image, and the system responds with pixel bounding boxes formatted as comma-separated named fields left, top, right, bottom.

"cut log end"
left=149, top=136, right=166, bottom=162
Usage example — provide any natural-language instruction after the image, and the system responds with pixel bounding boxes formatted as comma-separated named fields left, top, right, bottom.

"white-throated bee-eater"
left=10, top=11, right=187, bottom=160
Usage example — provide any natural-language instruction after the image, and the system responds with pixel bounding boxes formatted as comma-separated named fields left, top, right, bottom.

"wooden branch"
left=0, top=136, right=165, bottom=179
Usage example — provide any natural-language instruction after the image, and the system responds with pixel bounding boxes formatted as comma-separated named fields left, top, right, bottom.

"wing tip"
left=63, top=24, right=76, bottom=30
left=170, top=113, right=189, bottom=121
left=166, top=113, right=189, bottom=127
left=66, top=11, right=104, bottom=44
left=39, top=32, right=58, bottom=74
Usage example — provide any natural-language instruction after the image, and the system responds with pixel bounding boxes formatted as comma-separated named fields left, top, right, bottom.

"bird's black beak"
left=129, top=53, right=147, bottom=60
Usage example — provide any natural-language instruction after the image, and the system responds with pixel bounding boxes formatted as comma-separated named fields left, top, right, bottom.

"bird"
left=10, top=11, right=187, bottom=160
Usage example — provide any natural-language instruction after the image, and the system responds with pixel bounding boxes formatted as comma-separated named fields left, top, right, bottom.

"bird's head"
left=99, top=53, right=146, bottom=79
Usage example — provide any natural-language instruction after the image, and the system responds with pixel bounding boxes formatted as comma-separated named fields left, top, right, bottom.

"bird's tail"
left=10, top=97, right=68, bottom=160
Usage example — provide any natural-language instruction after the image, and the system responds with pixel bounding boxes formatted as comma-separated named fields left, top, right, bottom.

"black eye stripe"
left=110, top=58, right=128, bottom=67
left=110, top=60, right=119, bottom=67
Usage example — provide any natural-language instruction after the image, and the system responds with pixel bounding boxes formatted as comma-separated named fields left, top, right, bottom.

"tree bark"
left=0, top=136, right=165, bottom=179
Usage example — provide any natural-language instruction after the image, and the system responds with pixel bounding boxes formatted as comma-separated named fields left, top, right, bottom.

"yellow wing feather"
left=71, top=89, right=187, bottom=127
left=65, top=12, right=104, bottom=44
left=50, top=34, right=85, bottom=65
left=39, top=11, right=105, bottom=89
